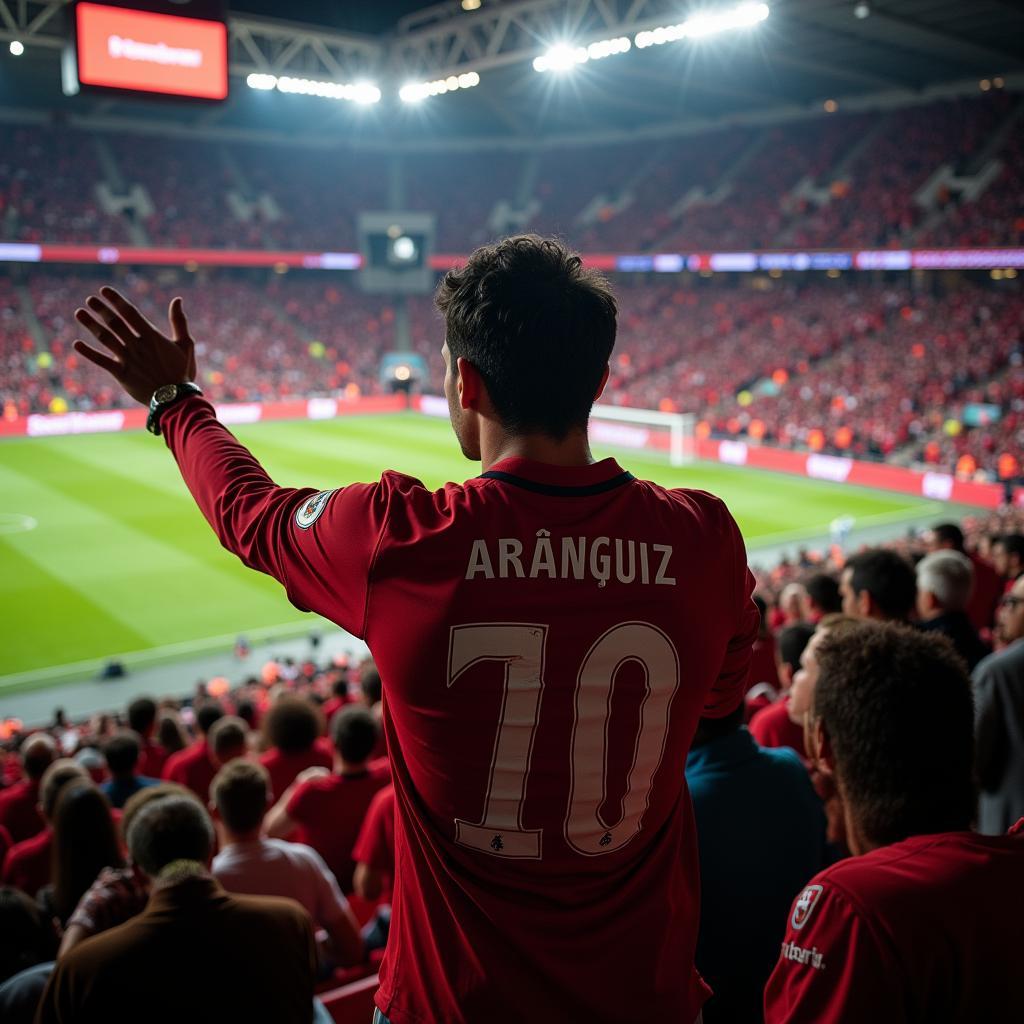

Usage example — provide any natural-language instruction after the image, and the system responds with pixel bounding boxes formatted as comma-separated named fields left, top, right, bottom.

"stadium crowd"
left=2, top=500, right=1023, bottom=1022
left=4, top=272, right=1021, bottom=481
left=1, top=91, right=1020, bottom=254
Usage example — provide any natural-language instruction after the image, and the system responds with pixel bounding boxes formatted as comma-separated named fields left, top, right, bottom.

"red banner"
left=0, top=394, right=407, bottom=438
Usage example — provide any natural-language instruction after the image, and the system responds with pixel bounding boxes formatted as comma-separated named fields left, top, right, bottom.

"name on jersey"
left=780, top=941, right=826, bottom=971
left=465, top=531, right=676, bottom=588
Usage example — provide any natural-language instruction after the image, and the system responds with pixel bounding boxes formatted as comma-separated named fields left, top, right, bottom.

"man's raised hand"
left=74, top=286, right=197, bottom=406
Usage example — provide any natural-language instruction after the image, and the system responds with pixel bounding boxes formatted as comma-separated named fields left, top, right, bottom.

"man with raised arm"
left=74, top=235, right=758, bottom=1024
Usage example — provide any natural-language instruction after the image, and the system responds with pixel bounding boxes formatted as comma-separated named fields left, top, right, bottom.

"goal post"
left=589, top=405, right=696, bottom=467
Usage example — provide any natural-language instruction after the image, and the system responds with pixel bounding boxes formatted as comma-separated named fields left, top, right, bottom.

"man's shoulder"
left=0, top=780, right=29, bottom=807
left=225, top=888, right=313, bottom=928
left=974, top=640, right=1024, bottom=686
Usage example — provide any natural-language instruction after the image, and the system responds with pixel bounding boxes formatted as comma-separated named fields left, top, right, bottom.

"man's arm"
left=764, top=882, right=905, bottom=1024
left=305, top=847, right=364, bottom=966
left=73, top=287, right=386, bottom=636
left=265, top=767, right=328, bottom=839
left=703, top=502, right=760, bottom=717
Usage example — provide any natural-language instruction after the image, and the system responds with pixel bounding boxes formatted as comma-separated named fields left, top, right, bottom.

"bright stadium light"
left=248, top=73, right=381, bottom=104
left=400, top=70, right=480, bottom=102
left=9, top=40, right=25, bottom=56
left=246, top=72, right=277, bottom=90
left=635, top=2, right=769, bottom=48
left=533, top=37, right=630, bottom=73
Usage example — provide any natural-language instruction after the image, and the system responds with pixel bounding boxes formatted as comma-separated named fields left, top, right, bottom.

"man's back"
left=0, top=780, right=43, bottom=845
left=212, top=837, right=346, bottom=927
left=286, top=767, right=390, bottom=892
left=765, top=826, right=1024, bottom=1022
left=302, top=459, right=758, bottom=1023
left=161, top=740, right=215, bottom=801
left=687, top=729, right=825, bottom=1022
left=37, top=876, right=316, bottom=1023
left=973, top=639, right=1024, bottom=833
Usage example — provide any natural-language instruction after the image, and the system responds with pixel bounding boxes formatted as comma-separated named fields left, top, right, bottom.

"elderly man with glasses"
left=973, top=575, right=1024, bottom=833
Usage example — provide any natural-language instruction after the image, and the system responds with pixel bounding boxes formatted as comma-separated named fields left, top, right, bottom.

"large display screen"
left=75, top=2, right=228, bottom=100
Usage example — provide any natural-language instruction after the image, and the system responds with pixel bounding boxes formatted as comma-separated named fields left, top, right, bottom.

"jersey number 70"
left=447, top=621, right=680, bottom=860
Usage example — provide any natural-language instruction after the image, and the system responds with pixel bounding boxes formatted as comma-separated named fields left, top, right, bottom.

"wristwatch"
left=146, top=382, right=203, bottom=436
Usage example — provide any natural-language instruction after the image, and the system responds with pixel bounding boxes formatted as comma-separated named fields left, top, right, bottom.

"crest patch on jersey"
left=790, top=884, right=824, bottom=930
left=295, top=489, right=336, bottom=530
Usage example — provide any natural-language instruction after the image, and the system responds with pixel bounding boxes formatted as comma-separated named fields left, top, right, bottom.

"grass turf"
left=0, top=412, right=948, bottom=687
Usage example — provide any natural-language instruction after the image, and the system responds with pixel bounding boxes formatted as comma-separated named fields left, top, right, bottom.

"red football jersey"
left=163, top=398, right=758, bottom=1023
left=285, top=765, right=391, bottom=893
left=352, top=783, right=397, bottom=894
left=749, top=698, right=808, bottom=764
left=0, top=780, right=45, bottom=845
left=161, top=739, right=216, bottom=802
left=1, top=825, right=52, bottom=896
left=764, top=823, right=1024, bottom=1023
left=259, top=745, right=333, bottom=801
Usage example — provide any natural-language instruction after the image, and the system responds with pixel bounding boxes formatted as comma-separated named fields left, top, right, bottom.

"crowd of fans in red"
left=0, top=91, right=1020, bottom=254
left=2, top=501, right=1023, bottom=1022
left=4, top=272, right=1020, bottom=480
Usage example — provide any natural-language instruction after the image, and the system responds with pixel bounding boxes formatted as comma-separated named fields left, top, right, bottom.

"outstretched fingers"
left=75, top=306, right=128, bottom=357
left=73, top=339, right=125, bottom=379
left=99, top=286, right=156, bottom=337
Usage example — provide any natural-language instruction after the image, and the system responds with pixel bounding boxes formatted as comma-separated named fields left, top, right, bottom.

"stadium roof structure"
left=1, top=0, right=1022, bottom=147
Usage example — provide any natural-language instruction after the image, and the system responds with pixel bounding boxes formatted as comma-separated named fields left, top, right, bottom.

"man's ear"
left=808, top=717, right=834, bottom=776
left=456, top=356, right=482, bottom=411
left=594, top=364, right=610, bottom=401
left=858, top=590, right=874, bottom=619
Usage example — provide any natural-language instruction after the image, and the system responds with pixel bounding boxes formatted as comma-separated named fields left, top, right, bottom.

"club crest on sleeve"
left=295, top=489, right=336, bottom=530
left=791, top=884, right=824, bottom=930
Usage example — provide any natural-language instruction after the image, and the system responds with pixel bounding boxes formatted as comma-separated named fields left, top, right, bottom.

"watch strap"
left=147, top=382, right=203, bottom=436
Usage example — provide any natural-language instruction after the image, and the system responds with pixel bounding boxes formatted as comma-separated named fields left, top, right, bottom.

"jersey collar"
left=479, top=457, right=634, bottom=497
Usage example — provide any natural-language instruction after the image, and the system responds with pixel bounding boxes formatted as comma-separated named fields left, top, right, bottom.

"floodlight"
left=9, top=40, right=24, bottom=56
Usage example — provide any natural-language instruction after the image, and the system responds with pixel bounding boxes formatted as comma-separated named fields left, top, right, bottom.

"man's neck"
left=481, top=426, right=596, bottom=472
left=336, top=758, right=368, bottom=776
left=223, top=827, right=262, bottom=847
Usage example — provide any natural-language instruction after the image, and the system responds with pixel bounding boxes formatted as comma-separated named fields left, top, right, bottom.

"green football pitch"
left=0, top=412, right=954, bottom=689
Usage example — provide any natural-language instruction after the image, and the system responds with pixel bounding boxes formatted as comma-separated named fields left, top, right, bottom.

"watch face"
left=154, top=385, right=179, bottom=405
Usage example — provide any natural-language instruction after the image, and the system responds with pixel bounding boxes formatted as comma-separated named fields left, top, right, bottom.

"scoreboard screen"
left=70, top=2, right=228, bottom=100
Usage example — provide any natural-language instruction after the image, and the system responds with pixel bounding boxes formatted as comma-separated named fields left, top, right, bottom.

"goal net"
left=589, top=405, right=696, bottom=467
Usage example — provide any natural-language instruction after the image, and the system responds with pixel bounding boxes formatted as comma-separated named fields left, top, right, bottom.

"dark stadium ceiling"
left=0, top=0, right=1022, bottom=147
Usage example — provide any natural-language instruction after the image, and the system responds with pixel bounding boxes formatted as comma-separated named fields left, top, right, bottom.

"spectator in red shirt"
left=126, top=697, right=167, bottom=779
left=925, top=523, right=1002, bottom=631
left=799, top=574, right=841, bottom=624
left=765, top=623, right=1024, bottom=1023
left=162, top=706, right=247, bottom=803
left=258, top=696, right=332, bottom=801
left=265, top=707, right=389, bottom=893
left=38, top=780, right=124, bottom=927
left=0, top=735, right=57, bottom=845
left=839, top=549, right=917, bottom=622
left=751, top=617, right=855, bottom=763
left=320, top=670, right=352, bottom=725
left=156, top=712, right=188, bottom=758
left=352, top=784, right=396, bottom=904
left=161, top=702, right=224, bottom=798
left=2, top=760, right=87, bottom=899
left=745, top=622, right=815, bottom=722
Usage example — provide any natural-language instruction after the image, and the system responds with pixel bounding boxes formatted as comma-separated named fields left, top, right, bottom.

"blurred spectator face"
left=780, top=584, right=807, bottom=624
left=839, top=568, right=861, bottom=618
left=787, top=629, right=826, bottom=724
left=995, top=577, right=1024, bottom=646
